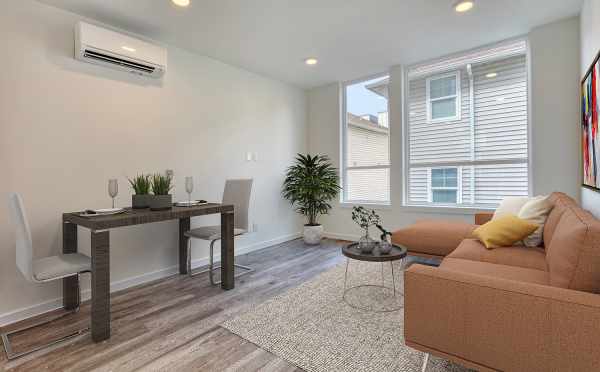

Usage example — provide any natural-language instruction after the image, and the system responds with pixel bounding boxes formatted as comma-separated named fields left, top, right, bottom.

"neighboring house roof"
left=347, top=113, right=388, bottom=134
left=365, top=77, right=389, bottom=99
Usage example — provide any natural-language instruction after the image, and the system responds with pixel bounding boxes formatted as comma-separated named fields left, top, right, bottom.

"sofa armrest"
left=404, top=265, right=600, bottom=372
left=391, top=220, right=477, bottom=257
left=474, top=212, right=493, bottom=225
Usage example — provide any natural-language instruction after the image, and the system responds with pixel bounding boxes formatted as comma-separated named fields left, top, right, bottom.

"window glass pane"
left=343, top=74, right=390, bottom=203
left=346, top=168, right=390, bottom=202
left=345, top=75, right=390, bottom=167
left=431, top=98, right=456, bottom=119
left=431, top=169, right=445, bottom=188
left=430, top=76, right=456, bottom=99
left=406, top=46, right=529, bottom=208
left=444, top=168, right=458, bottom=187
left=432, top=189, right=457, bottom=203
left=431, top=168, right=458, bottom=188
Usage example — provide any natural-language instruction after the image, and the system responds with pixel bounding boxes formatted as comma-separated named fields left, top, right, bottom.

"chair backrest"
left=222, top=179, right=253, bottom=231
left=7, top=193, right=34, bottom=282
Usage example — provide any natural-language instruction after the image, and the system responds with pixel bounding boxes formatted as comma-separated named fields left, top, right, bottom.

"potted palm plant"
left=150, top=173, right=173, bottom=211
left=129, top=174, right=152, bottom=209
left=282, top=154, right=341, bottom=245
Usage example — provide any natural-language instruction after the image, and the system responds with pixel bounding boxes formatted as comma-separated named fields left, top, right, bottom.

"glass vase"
left=358, top=228, right=376, bottom=253
left=380, top=237, right=392, bottom=254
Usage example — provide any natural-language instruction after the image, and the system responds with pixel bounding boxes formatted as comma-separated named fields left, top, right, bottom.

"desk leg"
left=221, top=211, right=234, bottom=290
left=91, top=230, right=110, bottom=342
left=62, top=221, right=79, bottom=310
left=179, top=217, right=191, bottom=274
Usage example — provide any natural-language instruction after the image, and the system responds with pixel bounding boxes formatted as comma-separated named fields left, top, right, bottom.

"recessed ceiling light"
left=172, top=0, right=190, bottom=7
left=304, top=57, right=318, bottom=66
left=454, top=0, right=474, bottom=13
left=121, top=46, right=136, bottom=52
left=486, top=72, right=498, bottom=78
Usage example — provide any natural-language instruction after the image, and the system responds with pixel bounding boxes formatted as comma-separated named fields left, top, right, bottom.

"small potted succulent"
left=129, top=174, right=152, bottom=209
left=351, top=206, right=381, bottom=253
left=150, top=173, right=173, bottom=211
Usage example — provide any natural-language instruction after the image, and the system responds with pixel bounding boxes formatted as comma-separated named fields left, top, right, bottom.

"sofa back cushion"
left=543, top=192, right=576, bottom=246
left=545, top=197, right=600, bottom=292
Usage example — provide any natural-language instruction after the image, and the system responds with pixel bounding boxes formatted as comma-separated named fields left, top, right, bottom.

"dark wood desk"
left=62, top=203, right=235, bottom=342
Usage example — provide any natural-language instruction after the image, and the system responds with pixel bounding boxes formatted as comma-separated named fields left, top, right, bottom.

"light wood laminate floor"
left=0, top=238, right=348, bottom=372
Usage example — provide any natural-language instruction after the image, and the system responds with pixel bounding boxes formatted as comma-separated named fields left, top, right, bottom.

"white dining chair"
left=186, top=179, right=253, bottom=285
left=2, top=193, right=91, bottom=360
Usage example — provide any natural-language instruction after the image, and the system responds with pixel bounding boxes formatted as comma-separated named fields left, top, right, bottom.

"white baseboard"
left=324, top=231, right=360, bottom=242
left=0, top=232, right=301, bottom=327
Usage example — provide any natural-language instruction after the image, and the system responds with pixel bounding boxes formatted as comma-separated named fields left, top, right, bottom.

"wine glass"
left=185, top=177, right=194, bottom=206
left=108, top=179, right=118, bottom=208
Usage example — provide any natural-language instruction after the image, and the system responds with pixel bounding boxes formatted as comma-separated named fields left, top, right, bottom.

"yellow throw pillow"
left=472, top=215, right=539, bottom=249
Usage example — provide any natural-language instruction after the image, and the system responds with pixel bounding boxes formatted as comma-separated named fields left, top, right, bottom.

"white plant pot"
left=303, top=224, right=323, bottom=245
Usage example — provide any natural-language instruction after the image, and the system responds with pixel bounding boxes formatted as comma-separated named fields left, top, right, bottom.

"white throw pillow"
left=518, top=195, right=553, bottom=247
left=492, top=197, right=530, bottom=220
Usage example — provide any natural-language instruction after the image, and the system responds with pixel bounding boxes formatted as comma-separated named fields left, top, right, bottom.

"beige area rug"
left=222, top=260, right=471, bottom=372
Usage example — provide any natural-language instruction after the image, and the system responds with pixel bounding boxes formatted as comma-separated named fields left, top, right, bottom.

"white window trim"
left=426, top=167, right=463, bottom=204
left=425, top=71, right=461, bottom=123
left=341, top=72, right=391, bottom=206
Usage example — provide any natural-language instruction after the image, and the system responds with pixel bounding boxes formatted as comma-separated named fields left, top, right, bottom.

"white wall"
left=529, top=16, right=581, bottom=198
left=580, top=0, right=600, bottom=217
left=0, top=1, right=307, bottom=322
left=308, top=16, right=581, bottom=238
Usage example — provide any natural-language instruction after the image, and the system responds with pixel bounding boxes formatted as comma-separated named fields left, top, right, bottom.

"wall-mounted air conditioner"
left=75, top=21, right=167, bottom=78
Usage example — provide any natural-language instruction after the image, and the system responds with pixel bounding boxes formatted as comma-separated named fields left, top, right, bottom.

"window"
left=426, top=72, right=461, bottom=122
left=342, top=74, right=390, bottom=204
left=405, top=39, right=529, bottom=208
left=428, top=168, right=461, bottom=204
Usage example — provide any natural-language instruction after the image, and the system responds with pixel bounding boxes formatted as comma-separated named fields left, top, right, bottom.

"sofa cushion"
left=492, top=196, right=530, bottom=220
left=392, top=220, right=477, bottom=257
left=518, top=195, right=553, bottom=247
left=543, top=192, right=577, bottom=247
left=448, top=239, right=547, bottom=271
left=440, top=257, right=549, bottom=285
left=545, top=203, right=600, bottom=292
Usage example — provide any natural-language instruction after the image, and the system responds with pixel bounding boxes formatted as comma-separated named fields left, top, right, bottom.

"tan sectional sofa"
left=392, top=192, right=600, bottom=372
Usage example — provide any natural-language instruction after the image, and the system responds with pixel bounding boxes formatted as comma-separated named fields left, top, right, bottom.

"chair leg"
left=208, top=263, right=254, bottom=286
left=1, top=275, right=89, bottom=360
left=421, top=353, right=430, bottom=372
left=187, top=239, right=254, bottom=285
left=187, top=240, right=217, bottom=282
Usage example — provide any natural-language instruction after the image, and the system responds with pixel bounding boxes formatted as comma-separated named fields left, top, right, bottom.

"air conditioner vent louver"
left=83, top=49, right=155, bottom=73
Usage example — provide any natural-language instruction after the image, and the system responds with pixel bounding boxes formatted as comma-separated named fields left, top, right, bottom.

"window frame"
left=427, top=167, right=463, bottom=204
left=341, top=72, right=391, bottom=206
left=425, top=71, right=462, bottom=123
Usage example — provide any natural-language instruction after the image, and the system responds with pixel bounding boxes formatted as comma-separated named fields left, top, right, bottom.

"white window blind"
left=405, top=40, right=529, bottom=208
left=342, top=75, right=390, bottom=204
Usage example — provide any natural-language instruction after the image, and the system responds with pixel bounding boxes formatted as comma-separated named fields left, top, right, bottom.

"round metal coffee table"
left=342, top=242, right=408, bottom=313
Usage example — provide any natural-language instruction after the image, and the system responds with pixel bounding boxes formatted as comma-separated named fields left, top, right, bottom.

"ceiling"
left=38, top=0, right=582, bottom=89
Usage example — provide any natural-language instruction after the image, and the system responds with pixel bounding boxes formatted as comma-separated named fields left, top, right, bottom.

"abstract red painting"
left=582, top=51, right=600, bottom=191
